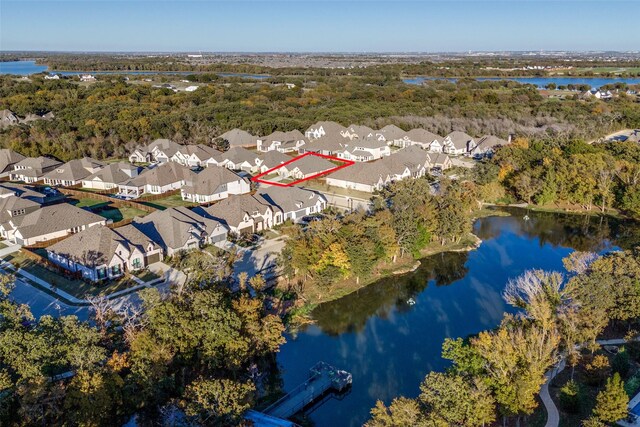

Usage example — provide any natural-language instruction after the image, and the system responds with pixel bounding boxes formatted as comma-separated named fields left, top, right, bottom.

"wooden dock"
left=263, top=362, right=352, bottom=420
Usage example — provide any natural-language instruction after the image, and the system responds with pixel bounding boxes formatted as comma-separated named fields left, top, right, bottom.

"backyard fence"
left=24, top=234, right=72, bottom=249
left=58, top=188, right=157, bottom=213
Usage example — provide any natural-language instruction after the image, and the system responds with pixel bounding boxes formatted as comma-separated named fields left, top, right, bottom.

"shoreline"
left=287, top=227, right=487, bottom=329
left=286, top=203, right=637, bottom=329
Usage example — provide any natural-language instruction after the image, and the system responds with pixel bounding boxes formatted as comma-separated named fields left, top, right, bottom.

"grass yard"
left=139, top=193, right=197, bottom=210
left=69, top=197, right=148, bottom=222
left=3, top=251, right=137, bottom=299
left=134, top=270, right=161, bottom=283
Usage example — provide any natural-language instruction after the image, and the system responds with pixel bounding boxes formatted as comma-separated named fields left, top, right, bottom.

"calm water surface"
left=276, top=208, right=640, bottom=426
left=0, top=60, right=270, bottom=79
left=403, top=76, right=640, bottom=88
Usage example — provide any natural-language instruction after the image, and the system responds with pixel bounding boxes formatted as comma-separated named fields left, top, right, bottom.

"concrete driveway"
left=233, top=237, right=287, bottom=279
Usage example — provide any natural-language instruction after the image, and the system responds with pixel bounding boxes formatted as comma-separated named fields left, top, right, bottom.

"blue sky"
left=1, top=1, right=637, bottom=52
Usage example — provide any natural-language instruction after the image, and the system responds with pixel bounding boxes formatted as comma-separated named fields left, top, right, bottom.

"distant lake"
left=0, top=60, right=270, bottom=80
left=0, top=60, right=48, bottom=75
left=403, top=75, right=640, bottom=89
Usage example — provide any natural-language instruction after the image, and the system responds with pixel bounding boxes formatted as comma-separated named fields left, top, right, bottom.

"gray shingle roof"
left=405, top=128, right=442, bottom=144
left=12, top=203, right=105, bottom=239
left=123, top=162, right=194, bottom=188
left=13, top=156, right=63, bottom=175
left=258, top=151, right=291, bottom=170
left=378, top=124, right=406, bottom=141
left=257, top=186, right=325, bottom=214
left=288, top=155, right=336, bottom=175
left=219, top=129, right=256, bottom=147
left=305, top=121, right=346, bottom=139
left=218, top=147, right=259, bottom=165
left=182, top=166, right=246, bottom=196
left=43, top=157, right=105, bottom=182
left=0, top=149, right=25, bottom=174
left=84, top=162, right=140, bottom=185
left=446, top=131, right=475, bottom=150
left=202, top=195, right=271, bottom=228
left=47, top=225, right=125, bottom=267
left=134, top=207, right=225, bottom=250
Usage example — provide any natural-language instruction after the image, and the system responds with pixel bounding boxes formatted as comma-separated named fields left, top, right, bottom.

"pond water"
left=276, top=208, right=640, bottom=426
left=0, top=60, right=270, bottom=79
left=403, top=76, right=640, bottom=89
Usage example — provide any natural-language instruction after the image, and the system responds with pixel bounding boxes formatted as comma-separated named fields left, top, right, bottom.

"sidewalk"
left=1, top=258, right=184, bottom=307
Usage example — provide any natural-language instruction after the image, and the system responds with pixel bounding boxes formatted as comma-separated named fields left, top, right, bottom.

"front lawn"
left=134, top=270, right=161, bottom=283
left=3, top=251, right=137, bottom=299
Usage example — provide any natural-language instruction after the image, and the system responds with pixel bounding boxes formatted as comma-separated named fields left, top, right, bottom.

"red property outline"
left=251, top=152, right=355, bottom=187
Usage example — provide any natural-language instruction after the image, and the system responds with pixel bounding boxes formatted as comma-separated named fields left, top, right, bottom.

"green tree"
left=366, top=397, right=428, bottom=427
left=181, top=377, right=255, bottom=424
left=593, top=373, right=629, bottom=423
left=419, top=372, right=496, bottom=426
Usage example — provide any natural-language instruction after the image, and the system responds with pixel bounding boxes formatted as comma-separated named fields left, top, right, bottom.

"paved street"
left=10, top=277, right=90, bottom=320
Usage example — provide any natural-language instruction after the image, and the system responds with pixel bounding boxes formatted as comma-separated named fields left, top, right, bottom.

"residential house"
left=128, top=147, right=152, bottom=164
left=398, top=129, right=443, bottom=151
left=0, top=110, right=19, bottom=128
left=337, top=138, right=391, bottom=162
left=170, top=144, right=221, bottom=168
left=442, top=131, right=476, bottom=155
left=627, top=130, right=640, bottom=143
left=181, top=166, right=250, bottom=204
left=377, top=124, right=406, bottom=145
left=257, top=150, right=291, bottom=173
left=257, top=186, right=327, bottom=223
left=147, top=139, right=184, bottom=163
left=43, top=157, right=105, bottom=187
left=427, top=152, right=453, bottom=171
left=211, top=147, right=260, bottom=172
left=218, top=128, right=257, bottom=148
left=200, top=194, right=278, bottom=234
left=1, top=203, right=106, bottom=246
left=341, top=125, right=376, bottom=140
left=46, top=224, right=164, bottom=282
left=133, top=207, right=228, bottom=256
left=471, top=135, right=510, bottom=158
left=302, top=134, right=348, bottom=156
left=325, top=146, right=431, bottom=193
left=10, top=157, right=63, bottom=183
left=380, top=146, right=432, bottom=180
left=276, top=154, right=336, bottom=180
left=0, top=195, right=41, bottom=241
left=305, top=121, right=346, bottom=140
left=257, top=130, right=308, bottom=153
left=118, top=162, right=194, bottom=198
left=583, top=89, right=613, bottom=100
left=0, top=149, right=25, bottom=177
left=82, top=162, right=141, bottom=191
left=325, top=161, right=391, bottom=193
left=0, top=183, right=50, bottom=205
